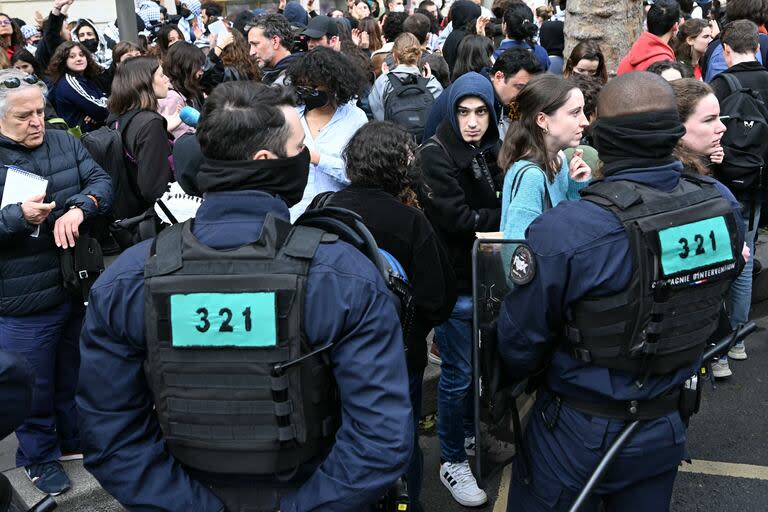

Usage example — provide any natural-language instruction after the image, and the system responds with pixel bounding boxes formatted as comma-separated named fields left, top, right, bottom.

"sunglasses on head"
left=1, top=75, right=41, bottom=89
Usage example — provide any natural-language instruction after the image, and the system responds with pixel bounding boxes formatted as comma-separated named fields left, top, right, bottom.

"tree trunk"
left=564, top=0, right=645, bottom=76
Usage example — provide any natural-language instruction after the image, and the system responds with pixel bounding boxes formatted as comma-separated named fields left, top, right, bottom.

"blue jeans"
left=406, top=367, right=424, bottom=512
left=726, top=201, right=761, bottom=353
left=435, top=295, right=475, bottom=463
left=0, top=301, right=83, bottom=467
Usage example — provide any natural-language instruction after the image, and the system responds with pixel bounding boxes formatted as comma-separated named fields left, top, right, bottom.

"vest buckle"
left=572, top=347, right=592, bottom=362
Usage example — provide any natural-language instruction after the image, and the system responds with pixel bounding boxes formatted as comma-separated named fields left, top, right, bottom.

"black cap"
left=302, top=16, right=338, bottom=39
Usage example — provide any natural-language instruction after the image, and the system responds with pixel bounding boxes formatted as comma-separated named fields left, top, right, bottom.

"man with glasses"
left=0, top=69, right=111, bottom=496
left=423, top=47, right=542, bottom=140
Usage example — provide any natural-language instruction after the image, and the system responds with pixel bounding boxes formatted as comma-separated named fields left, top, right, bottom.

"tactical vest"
left=143, top=214, right=339, bottom=475
left=564, top=176, right=743, bottom=376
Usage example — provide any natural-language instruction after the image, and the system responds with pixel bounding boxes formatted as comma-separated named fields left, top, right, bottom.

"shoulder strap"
left=148, top=220, right=187, bottom=276
left=511, top=164, right=552, bottom=210
left=701, top=35, right=719, bottom=79
left=294, top=206, right=389, bottom=278
left=721, top=73, right=743, bottom=95
left=424, top=134, right=448, bottom=154
left=579, top=180, right=642, bottom=211
left=279, top=224, right=326, bottom=261
left=387, top=72, right=408, bottom=93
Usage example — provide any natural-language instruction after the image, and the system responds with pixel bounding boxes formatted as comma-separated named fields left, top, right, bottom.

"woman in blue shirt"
left=493, top=3, right=550, bottom=72
left=286, top=47, right=369, bottom=220
left=498, top=74, right=591, bottom=239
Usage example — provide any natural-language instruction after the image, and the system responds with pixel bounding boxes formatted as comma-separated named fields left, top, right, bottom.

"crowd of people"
left=0, top=0, right=765, bottom=510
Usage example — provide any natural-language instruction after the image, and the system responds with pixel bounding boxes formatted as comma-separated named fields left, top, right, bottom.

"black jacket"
left=418, top=118, right=501, bottom=292
left=0, top=130, right=112, bottom=315
left=320, top=185, right=457, bottom=370
left=710, top=60, right=768, bottom=106
left=110, top=110, right=173, bottom=214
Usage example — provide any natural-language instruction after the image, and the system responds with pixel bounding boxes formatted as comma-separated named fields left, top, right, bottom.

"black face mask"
left=298, top=88, right=329, bottom=112
left=81, top=38, right=99, bottom=53
left=179, top=7, right=192, bottom=18
left=197, top=147, right=311, bottom=207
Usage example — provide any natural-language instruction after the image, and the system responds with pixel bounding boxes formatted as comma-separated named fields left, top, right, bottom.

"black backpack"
left=80, top=112, right=144, bottom=220
left=383, top=72, right=434, bottom=143
left=714, top=73, right=768, bottom=193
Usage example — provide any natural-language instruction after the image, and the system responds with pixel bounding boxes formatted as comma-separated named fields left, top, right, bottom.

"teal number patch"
left=170, top=292, right=277, bottom=348
left=657, top=216, right=732, bottom=276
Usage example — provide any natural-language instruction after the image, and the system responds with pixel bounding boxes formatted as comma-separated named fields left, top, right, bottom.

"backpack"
left=299, top=200, right=416, bottom=343
left=713, top=73, right=768, bottom=194
left=80, top=112, right=144, bottom=220
left=383, top=72, right=435, bottom=143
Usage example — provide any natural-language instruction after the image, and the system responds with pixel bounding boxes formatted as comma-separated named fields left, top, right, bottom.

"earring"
left=543, top=127, right=549, bottom=134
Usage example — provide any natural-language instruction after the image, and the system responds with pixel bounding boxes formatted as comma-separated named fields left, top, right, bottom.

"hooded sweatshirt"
left=417, top=72, right=502, bottom=292
left=617, top=31, right=675, bottom=75
left=71, top=18, right=113, bottom=69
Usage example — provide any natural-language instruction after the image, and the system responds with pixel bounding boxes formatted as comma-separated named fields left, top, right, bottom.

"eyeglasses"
left=0, top=20, right=13, bottom=26
left=294, top=86, right=320, bottom=98
left=1, top=75, right=41, bottom=89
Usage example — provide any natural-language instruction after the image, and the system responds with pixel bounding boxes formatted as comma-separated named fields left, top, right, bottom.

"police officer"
left=77, top=81, right=414, bottom=512
left=496, top=72, right=747, bottom=511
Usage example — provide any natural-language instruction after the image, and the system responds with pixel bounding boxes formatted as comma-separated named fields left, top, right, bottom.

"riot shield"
left=471, top=239, right=536, bottom=488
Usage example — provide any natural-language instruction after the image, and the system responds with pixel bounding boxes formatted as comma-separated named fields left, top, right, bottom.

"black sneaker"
left=25, top=461, right=71, bottom=496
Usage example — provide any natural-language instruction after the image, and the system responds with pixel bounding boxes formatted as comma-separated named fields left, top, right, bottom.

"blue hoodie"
left=443, top=71, right=499, bottom=150
left=424, top=70, right=503, bottom=141
left=419, top=72, right=502, bottom=292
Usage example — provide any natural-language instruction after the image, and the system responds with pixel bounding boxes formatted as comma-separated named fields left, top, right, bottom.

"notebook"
left=1, top=166, right=49, bottom=237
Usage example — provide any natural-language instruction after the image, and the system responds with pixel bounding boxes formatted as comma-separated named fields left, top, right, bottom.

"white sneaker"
left=440, top=460, right=487, bottom=507
left=711, top=360, right=732, bottom=379
left=728, top=343, right=747, bottom=360
left=464, top=436, right=476, bottom=456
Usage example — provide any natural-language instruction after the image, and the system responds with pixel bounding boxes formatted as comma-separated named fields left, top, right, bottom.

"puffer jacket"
left=0, top=130, right=112, bottom=316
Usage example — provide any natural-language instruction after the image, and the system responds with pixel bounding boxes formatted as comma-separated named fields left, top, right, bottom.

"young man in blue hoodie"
left=417, top=71, right=502, bottom=507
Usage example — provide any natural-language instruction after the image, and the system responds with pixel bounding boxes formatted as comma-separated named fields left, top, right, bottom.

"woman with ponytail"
left=492, top=3, right=550, bottom=71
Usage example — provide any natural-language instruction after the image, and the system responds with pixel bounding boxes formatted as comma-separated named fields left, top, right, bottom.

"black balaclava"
left=592, top=110, right=686, bottom=176
left=196, top=147, right=311, bottom=207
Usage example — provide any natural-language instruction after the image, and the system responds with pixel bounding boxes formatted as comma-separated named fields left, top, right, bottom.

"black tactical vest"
left=143, top=214, right=339, bottom=475
left=564, top=176, right=743, bottom=376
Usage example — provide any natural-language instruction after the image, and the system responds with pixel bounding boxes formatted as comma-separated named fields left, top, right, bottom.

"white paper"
left=1, top=167, right=48, bottom=237
left=208, top=19, right=229, bottom=39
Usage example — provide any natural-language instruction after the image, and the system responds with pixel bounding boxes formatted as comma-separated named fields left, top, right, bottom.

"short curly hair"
left=286, top=47, right=365, bottom=107
left=344, top=121, right=418, bottom=202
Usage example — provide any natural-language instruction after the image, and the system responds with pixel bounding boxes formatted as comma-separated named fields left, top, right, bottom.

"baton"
left=568, top=321, right=758, bottom=512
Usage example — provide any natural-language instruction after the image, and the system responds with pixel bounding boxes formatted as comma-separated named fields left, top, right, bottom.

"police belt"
left=552, top=389, right=681, bottom=421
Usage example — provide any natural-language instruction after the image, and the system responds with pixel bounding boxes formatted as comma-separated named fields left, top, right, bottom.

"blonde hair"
left=536, top=5, right=554, bottom=21
left=392, top=32, right=422, bottom=66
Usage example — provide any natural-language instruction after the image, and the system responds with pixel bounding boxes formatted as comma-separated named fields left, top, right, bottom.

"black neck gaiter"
left=592, top=111, right=686, bottom=175
left=196, top=147, right=311, bottom=207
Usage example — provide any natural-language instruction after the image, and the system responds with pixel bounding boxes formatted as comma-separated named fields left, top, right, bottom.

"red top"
left=617, top=32, right=676, bottom=76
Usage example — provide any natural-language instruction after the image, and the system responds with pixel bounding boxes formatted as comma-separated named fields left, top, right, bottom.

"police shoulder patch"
left=509, top=244, right=536, bottom=285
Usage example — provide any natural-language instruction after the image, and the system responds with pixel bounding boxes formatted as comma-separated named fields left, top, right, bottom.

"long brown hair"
left=498, top=74, right=578, bottom=181
left=670, top=78, right=715, bottom=175
left=0, top=14, right=24, bottom=50
left=220, top=30, right=261, bottom=81
left=360, top=17, right=384, bottom=52
left=108, top=56, right=161, bottom=115
left=163, top=42, right=205, bottom=106
left=46, top=41, right=103, bottom=83
left=671, top=18, right=709, bottom=65
left=563, top=40, right=608, bottom=84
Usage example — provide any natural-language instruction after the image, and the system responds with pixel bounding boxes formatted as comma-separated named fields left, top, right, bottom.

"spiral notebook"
left=1, top=166, right=49, bottom=237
